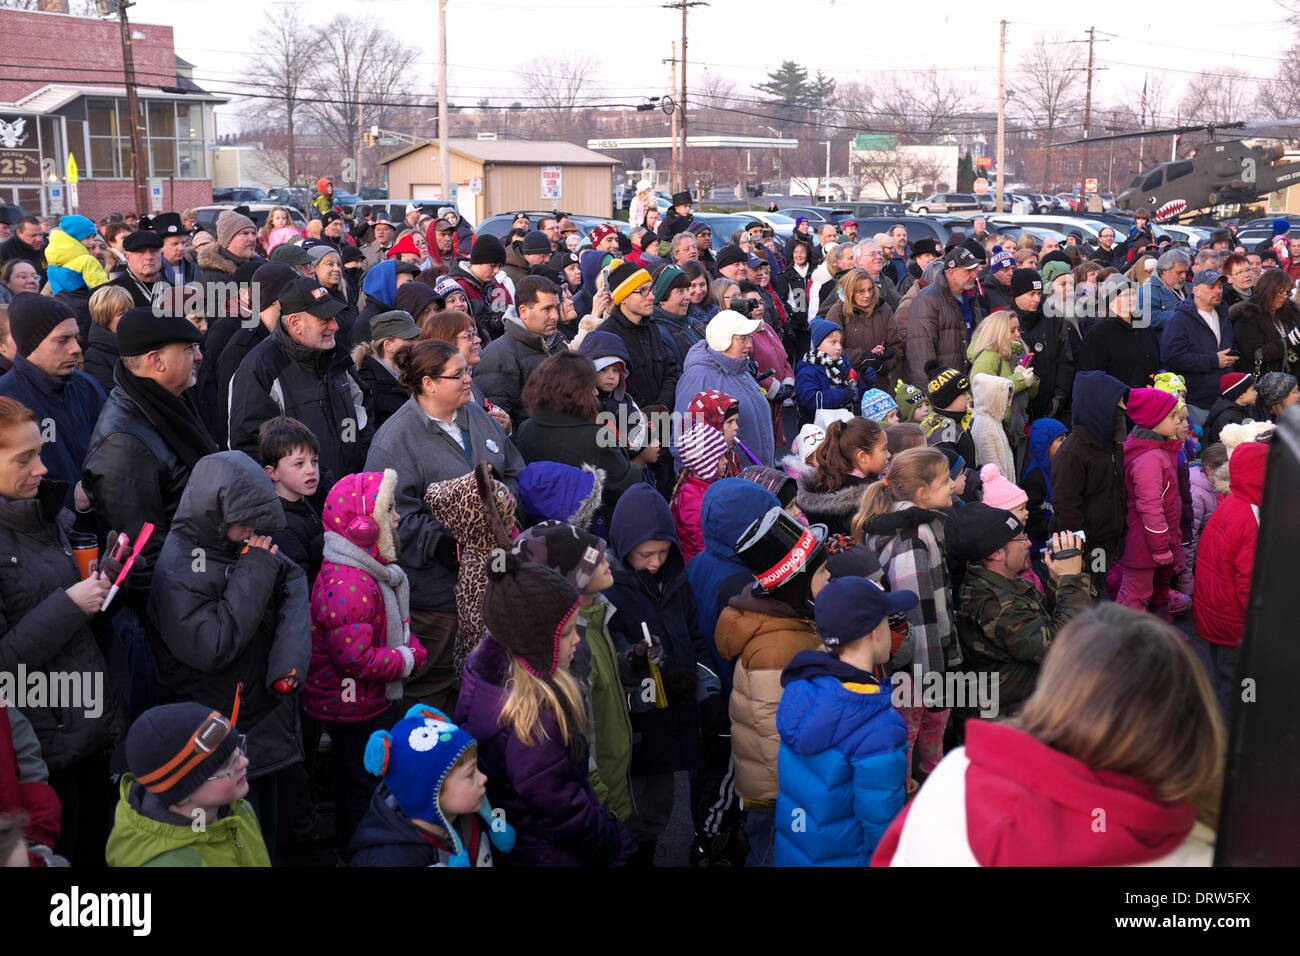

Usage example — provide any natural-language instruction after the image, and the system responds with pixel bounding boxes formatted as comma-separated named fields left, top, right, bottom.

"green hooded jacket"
left=106, top=775, right=271, bottom=867
left=578, top=595, right=636, bottom=822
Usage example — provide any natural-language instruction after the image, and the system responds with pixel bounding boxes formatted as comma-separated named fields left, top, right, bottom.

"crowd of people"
left=0, top=185, right=1286, bottom=868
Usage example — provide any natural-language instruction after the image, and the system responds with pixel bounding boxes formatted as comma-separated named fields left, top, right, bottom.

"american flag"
left=1140, top=75, right=1148, bottom=128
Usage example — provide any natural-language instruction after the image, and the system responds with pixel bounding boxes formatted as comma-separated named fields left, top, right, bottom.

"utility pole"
left=665, top=1, right=707, bottom=196
left=355, top=101, right=363, bottom=193
left=1078, top=26, right=1096, bottom=210
left=996, top=19, right=1006, bottom=213
left=437, top=0, right=452, bottom=206
left=665, top=44, right=679, bottom=191
left=116, top=0, right=148, bottom=216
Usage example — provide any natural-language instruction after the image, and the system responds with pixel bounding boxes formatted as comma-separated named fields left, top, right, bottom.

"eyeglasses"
left=631, top=285, right=655, bottom=297
left=207, top=735, right=248, bottom=780
left=435, top=369, right=474, bottom=381
left=456, top=329, right=481, bottom=342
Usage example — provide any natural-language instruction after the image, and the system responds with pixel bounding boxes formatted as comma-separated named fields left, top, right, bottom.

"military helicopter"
left=1059, top=121, right=1300, bottom=222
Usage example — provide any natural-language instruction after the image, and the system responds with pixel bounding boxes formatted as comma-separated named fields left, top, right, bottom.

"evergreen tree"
left=957, top=152, right=976, bottom=192
left=753, top=61, right=836, bottom=136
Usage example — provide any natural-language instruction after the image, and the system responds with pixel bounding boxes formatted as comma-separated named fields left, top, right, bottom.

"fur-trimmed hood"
left=795, top=468, right=870, bottom=520
left=322, top=469, right=400, bottom=563
left=423, top=462, right=516, bottom=551
left=197, top=241, right=245, bottom=276
left=517, top=460, right=606, bottom=531
left=971, top=371, right=1013, bottom=422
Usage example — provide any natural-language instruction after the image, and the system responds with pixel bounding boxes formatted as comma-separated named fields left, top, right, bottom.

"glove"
left=1286, top=327, right=1300, bottom=348
left=628, top=634, right=666, bottom=670
left=1018, top=365, right=1035, bottom=387
left=100, top=530, right=128, bottom=582
left=858, top=365, right=877, bottom=387
left=397, top=644, right=415, bottom=678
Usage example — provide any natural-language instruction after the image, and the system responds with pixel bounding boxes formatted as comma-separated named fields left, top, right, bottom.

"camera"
left=1050, top=530, right=1086, bottom=560
left=730, top=297, right=759, bottom=319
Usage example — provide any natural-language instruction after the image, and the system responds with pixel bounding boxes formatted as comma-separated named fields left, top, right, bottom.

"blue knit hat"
left=58, top=214, right=97, bottom=242
left=809, top=317, right=841, bottom=351
left=1273, top=218, right=1291, bottom=237
left=860, top=388, right=898, bottom=422
left=364, top=704, right=515, bottom=866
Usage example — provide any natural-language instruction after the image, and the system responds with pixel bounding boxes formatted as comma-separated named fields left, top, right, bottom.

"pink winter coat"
left=671, top=472, right=712, bottom=564
left=1120, top=432, right=1184, bottom=569
left=305, top=471, right=427, bottom=722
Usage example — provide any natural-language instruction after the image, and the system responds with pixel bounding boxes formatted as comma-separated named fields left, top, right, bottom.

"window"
left=1167, top=161, right=1193, bottom=182
left=82, top=97, right=205, bottom=179
left=1141, top=170, right=1164, bottom=191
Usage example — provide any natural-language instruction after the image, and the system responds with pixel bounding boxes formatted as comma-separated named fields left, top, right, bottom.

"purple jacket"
left=454, top=636, right=631, bottom=867
left=1121, top=432, right=1184, bottom=569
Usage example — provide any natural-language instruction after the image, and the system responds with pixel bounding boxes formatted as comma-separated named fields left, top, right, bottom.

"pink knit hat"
left=1126, top=387, right=1178, bottom=429
left=980, top=464, right=1028, bottom=511
left=678, top=420, right=730, bottom=480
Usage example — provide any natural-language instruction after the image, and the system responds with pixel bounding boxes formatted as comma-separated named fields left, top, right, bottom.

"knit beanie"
left=924, top=358, right=970, bottom=410
left=1220, top=372, right=1255, bottom=403
left=809, top=317, right=841, bottom=351
left=1273, top=218, right=1291, bottom=237
left=822, top=532, right=882, bottom=581
left=860, top=388, right=898, bottom=422
left=716, top=245, right=747, bottom=272
left=678, top=419, right=731, bottom=479
left=469, top=234, right=507, bottom=265
left=894, top=380, right=927, bottom=418
left=483, top=554, right=581, bottom=679
left=126, top=702, right=241, bottom=806
left=608, top=260, right=651, bottom=305
left=7, top=293, right=75, bottom=357
left=989, top=248, right=1016, bottom=273
left=979, top=463, right=1028, bottom=511
left=216, top=209, right=256, bottom=249
left=512, top=520, right=607, bottom=592
left=434, top=276, right=463, bottom=299
left=1126, top=387, right=1179, bottom=429
left=652, top=265, right=688, bottom=303
left=517, top=461, right=605, bottom=530
left=1040, top=260, right=1070, bottom=288
left=363, top=704, right=515, bottom=866
left=58, top=214, right=96, bottom=242
left=1257, top=371, right=1298, bottom=408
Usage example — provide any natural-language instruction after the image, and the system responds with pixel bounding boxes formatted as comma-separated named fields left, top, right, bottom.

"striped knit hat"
left=608, top=260, right=651, bottom=305
left=678, top=420, right=730, bottom=479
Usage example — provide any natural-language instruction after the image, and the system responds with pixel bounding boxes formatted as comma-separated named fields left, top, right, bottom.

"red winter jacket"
left=1120, top=431, right=1184, bottom=569
left=1193, top=441, right=1267, bottom=647
left=0, top=704, right=61, bottom=861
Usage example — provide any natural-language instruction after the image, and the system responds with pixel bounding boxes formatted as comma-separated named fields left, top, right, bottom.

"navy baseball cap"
left=814, top=577, right=918, bottom=648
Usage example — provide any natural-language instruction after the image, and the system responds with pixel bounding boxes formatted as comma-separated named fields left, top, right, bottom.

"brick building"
left=0, top=4, right=223, bottom=220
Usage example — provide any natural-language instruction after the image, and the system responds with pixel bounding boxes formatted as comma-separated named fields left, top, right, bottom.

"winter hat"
left=512, top=520, right=607, bottom=592
left=517, top=461, right=605, bottom=532
left=822, top=532, right=882, bottom=581
left=363, top=704, right=515, bottom=866
left=394, top=280, right=442, bottom=319
left=705, top=309, right=761, bottom=351
left=385, top=234, right=421, bottom=258
left=1010, top=268, right=1043, bottom=297
left=652, top=265, right=689, bottom=303
left=216, top=209, right=256, bottom=248
left=483, top=553, right=581, bottom=679
left=589, top=223, right=618, bottom=246
left=715, top=244, right=748, bottom=272
left=7, top=293, right=75, bottom=357
left=946, top=502, right=1026, bottom=565
left=894, top=380, right=927, bottom=418
left=469, top=234, right=507, bottom=265
left=323, top=469, right=400, bottom=562
left=608, top=260, right=652, bottom=305
left=121, top=229, right=163, bottom=252
left=739, top=465, right=796, bottom=508
left=1152, top=371, right=1187, bottom=402
left=924, top=358, right=970, bottom=410
left=989, top=248, right=1016, bottom=273
left=1273, top=218, right=1291, bottom=237
left=687, top=220, right=713, bottom=236
left=1220, top=372, right=1255, bottom=402
left=860, top=388, right=898, bottom=422
left=191, top=230, right=215, bottom=250
left=521, top=231, right=552, bottom=256
left=735, top=505, right=828, bottom=594
left=1040, top=260, right=1070, bottom=288
left=686, top=389, right=738, bottom=431
left=549, top=249, right=580, bottom=272
left=126, top=701, right=241, bottom=806
left=793, top=423, right=827, bottom=463
left=814, top=576, right=917, bottom=648
left=529, top=264, right=566, bottom=287
left=1126, top=387, right=1179, bottom=429
left=979, top=463, right=1028, bottom=511
left=1257, top=371, right=1298, bottom=409
left=679, top=420, right=731, bottom=479
left=271, top=243, right=314, bottom=266
left=433, top=275, right=463, bottom=300
left=117, top=305, right=204, bottom=357
left=58, top=214, right=96, bottom=242
left=809, top=318, right=841, bottom=352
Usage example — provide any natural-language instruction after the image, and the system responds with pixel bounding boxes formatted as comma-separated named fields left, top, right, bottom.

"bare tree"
left=1258, top=39, right=1300, bottom=120
left=304, top=14, right=422, bottom=189
left=517, top=55, right=603, bottom=141
left=243, top=3, right=314, bottom=188
left=838, top=72, right=976, bottom=144
left=1013, top=33, right=1085, bottom=189
left=0, top=0, right=98, bottom=12
left=1180, top=67, right=1258, bottom=126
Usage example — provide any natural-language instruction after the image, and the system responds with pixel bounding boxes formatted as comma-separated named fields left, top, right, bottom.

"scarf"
left=322, top=530, right=412, bottom=700
left=802, top=347, right=850, bottom=390
left=113, top=361, right=218, bottom=471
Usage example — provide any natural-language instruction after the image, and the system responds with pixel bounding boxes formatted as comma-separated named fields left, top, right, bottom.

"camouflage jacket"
left=956, top=565, right=1095, bottom=712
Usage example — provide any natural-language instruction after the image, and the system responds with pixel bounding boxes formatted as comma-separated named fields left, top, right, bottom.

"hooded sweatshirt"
left=774, top=649, right=907, bottom=867
left=1021, top=417, right=1068, bottom=548
left=873, top=721, right=1211, bottom=866
left=354, top=260, right=400, bottom=346
left=1051, top=371, right=1128, bottom=549
left=1193, top=440, right=1266, bottom=646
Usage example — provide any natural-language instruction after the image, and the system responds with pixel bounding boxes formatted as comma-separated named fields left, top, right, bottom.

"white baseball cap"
left=705, top=310, right=763, bottom=352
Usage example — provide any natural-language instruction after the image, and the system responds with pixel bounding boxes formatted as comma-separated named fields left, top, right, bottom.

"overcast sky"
left=125, top=0, right=1296, bottom=131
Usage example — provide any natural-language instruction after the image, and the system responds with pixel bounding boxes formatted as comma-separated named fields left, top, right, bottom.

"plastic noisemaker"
left=100, top=522, right=156, bottom=612
left=642, top=621, right=668, bottom=710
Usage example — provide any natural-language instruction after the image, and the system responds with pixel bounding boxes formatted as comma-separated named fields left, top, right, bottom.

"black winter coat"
left=602, top=306, right=679, bottom=411
left=227, top=322, right=374, bottom=513
left=147, top=452, right=310, bottom=780
left=1016, top=306, right=1075, bottom=420
left=215, top=322, right=271, bottom=448
left=195, top=312, right=245, bottom=446
left=1077, top=316, right=1163, bottom=389
left=0, top=480, right=125, bottom=771
left=472, top=315, right=567, bottom=430
left=514, top=406, right=645, bottom=524
left=355, top=355, right=408, bottom=431
left=55, top=288, right=94, bottom=343
left=1230, top=299, right=1300, bottom=378
left=271, top=495, right=323, bottom=585
left=82, top=321, right=120, bottom=393
left=1051, top=371, right=1128, bottom=553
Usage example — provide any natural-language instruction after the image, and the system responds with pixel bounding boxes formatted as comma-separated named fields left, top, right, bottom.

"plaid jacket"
left=866, top=502, right=958, bottom=676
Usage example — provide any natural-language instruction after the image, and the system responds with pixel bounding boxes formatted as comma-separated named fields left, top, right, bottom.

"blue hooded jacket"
left=685, top=479, right=780, bottom=689
left=605, top=482, right=708, bottom=776
left=774, top=649, right=908, bottom=867
left=517, top=460, right=607, bottom=539
left=1070, top=370, right=1128, bottom=446
left=1022, top=417, right=1068, bottom=503
left=361, top=260, right=399, bottom=310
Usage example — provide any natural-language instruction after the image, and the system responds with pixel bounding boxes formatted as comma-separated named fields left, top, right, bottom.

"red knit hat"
left=590, top=223, right=618, bottom=246
left=385, top=234, right=422, bottom=258
left=1126, top=387, right=1179, bottom=429
left=686, top=389, right=738, bottom=431
left=1219, top=372, right=1255, bottom=402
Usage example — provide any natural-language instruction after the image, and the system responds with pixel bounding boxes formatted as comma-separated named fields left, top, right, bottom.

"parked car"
left=850, top=215, right=963, bottom=248
left=211, top=187, right=269, bottom=204
left=989, top=214, right=1107, bottom=241
left=191, top=203, right=308, bottom=232
left=358, top=187, right=388, bottom=201
left=830, top=201, right=909, bottom=218
left=908, top=192, right=981, bottom=214
left=737, top=210, right=796, bottom=240
left=265, top=187, right=308, bottom=213
left=780, top=205, right=856, bottom=228
left=694, top=212, right=773, bottom=253
left=474, top=212, right=629, bottom=245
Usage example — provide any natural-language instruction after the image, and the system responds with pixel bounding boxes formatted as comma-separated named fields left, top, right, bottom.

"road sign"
left=973, top=177, right=990, bottom=195
left=148, top=178, right=164, bottom=213
left=541, top=165, right=562, bottom=200
left=49, top=185, right=64, bottom=215
left=68, top=182, right=78, bottom=212
left=468, top=176, right=482, bottom=196
left=66, top=153, right=78, bottom=184
left=376, top=138, right=400, bottom=146
left=1085, top=178, right=1099, bottom=193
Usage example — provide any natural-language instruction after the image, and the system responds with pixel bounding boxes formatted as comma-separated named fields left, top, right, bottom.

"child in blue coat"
left=794, top=318, right=863, bottom=425
left=775, top=576, right=916, bottom=867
